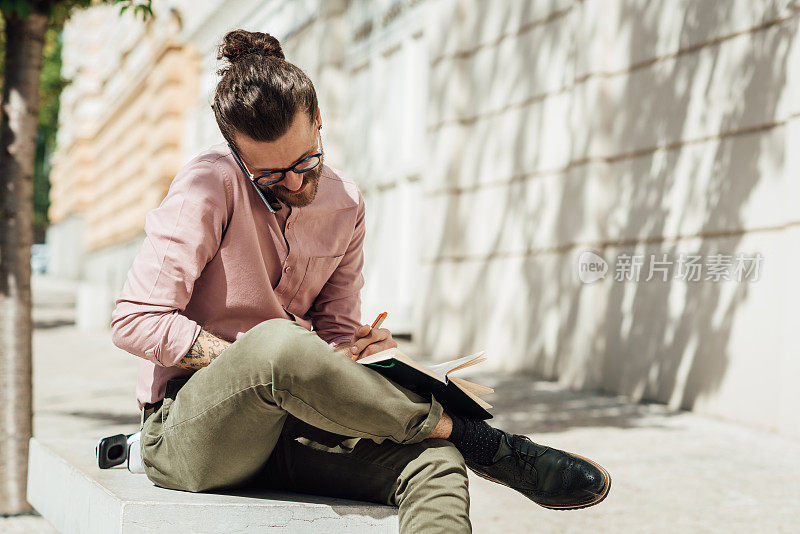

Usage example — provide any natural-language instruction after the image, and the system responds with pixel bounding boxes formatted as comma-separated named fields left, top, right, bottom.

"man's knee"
left=230, top=318, right=332, bottom=375
left=242, top=318, right=300, bottom=343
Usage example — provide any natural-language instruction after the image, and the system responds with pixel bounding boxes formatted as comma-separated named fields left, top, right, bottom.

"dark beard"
left=268, top=160, right=323, bottom=208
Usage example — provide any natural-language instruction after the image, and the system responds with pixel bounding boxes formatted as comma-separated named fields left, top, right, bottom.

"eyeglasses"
left=228, top=133, right=322, bottom=188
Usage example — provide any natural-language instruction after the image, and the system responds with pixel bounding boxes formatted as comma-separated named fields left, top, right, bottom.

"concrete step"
left=27, top=438, right=399, bottom=533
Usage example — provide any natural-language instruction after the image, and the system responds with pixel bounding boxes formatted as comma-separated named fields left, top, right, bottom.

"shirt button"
left=284, top=265, right=292, bottom=273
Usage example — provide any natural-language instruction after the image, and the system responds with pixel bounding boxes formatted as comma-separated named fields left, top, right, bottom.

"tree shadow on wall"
left=418, top=1, right=794, bottom=426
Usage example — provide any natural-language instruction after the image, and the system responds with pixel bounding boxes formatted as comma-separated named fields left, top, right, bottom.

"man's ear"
left=315, top=106, right=322, bottom=129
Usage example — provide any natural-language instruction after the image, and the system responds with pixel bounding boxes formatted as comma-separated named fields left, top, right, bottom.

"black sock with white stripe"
left=447, top=412, right=503, bottom=465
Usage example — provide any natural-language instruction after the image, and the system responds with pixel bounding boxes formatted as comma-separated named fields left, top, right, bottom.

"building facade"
left=49, top=0, right=800, bottom=437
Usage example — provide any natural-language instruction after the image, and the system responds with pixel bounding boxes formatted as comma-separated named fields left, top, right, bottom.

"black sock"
left=447, top=412, right=503, bottom=465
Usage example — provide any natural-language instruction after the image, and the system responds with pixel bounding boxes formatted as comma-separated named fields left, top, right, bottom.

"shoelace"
left=509, top=435, right=541, bottom=484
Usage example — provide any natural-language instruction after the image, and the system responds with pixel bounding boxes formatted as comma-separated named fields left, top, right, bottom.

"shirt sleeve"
left=309, top=190, right=366, bottom=347
left=110, top=158, right=233, bottom=367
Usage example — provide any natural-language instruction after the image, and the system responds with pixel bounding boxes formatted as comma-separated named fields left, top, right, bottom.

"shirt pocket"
left=286, top=253, right=346, bottom=318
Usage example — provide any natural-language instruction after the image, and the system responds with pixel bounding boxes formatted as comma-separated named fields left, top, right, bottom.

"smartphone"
left=227, top=141, right=283, bottom=213
left=249, top=178, right=283, bottom=213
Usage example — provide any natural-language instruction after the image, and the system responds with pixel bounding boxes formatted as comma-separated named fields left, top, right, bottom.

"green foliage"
left=116, top=0, right=152, bottom=21
left=38, top=24, right=65, bottom=149
left=0, top=1, right=152, bottom=24
left=32, top=24, right=65, bottom=242
left=0, top=17, right=4, bottom=87
left=0, top=0, right=34, bottom=19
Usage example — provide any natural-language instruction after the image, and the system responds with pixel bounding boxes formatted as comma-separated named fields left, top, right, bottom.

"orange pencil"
left=371, top=311, right=388, bottom=329
left=351, top=312, right=388, bottom=360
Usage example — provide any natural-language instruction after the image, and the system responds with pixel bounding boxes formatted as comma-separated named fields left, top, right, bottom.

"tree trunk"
left=0, top=7, right=49, bottom=515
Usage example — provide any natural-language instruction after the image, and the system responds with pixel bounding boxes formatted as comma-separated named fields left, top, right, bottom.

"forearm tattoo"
left=175, top=328, right=231, bottom=370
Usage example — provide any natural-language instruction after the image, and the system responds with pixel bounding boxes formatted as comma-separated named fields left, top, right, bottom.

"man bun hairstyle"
left=212, top=29, right=318, bottom=150
left=219, top=29, right=285, bottom=62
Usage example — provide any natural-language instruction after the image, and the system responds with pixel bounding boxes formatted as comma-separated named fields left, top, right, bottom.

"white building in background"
left=49, top=0, right=800, bottom=438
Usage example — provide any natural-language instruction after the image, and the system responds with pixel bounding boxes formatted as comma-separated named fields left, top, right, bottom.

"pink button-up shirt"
left=110, top=142, right=365, bottom=410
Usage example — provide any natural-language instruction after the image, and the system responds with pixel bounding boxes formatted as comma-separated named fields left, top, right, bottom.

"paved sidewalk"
left=4, top=274, right=799, bottom=532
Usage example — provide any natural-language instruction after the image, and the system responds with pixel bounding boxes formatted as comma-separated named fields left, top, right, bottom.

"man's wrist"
left=332, top=342, right=351, bottom=355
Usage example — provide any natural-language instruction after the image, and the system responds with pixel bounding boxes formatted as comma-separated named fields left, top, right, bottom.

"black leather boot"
left=467, top=431, right=611, bottom=510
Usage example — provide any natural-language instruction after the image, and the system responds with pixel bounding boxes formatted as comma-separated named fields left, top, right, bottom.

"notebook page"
left=427, top=351, right=485, bottom=377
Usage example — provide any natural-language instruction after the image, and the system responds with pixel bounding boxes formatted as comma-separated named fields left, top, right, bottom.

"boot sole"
left=471, top=451, right=612, bottom=511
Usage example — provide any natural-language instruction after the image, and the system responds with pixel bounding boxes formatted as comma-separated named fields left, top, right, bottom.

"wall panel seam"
left=428, top=7, right=800, bottom=131
left=422, top=221, right=800, bottom=264
left=426, top=110, right=800, bottom=196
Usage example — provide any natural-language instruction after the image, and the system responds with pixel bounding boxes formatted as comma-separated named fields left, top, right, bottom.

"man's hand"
left=347, top=323, right=398, bottom=361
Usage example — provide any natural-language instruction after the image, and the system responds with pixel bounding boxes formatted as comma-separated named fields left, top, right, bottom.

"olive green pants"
left=139, top=318, right=472, bottom=533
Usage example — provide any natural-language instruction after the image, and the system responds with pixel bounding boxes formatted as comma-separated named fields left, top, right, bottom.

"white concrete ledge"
left=27, top=438, right=399, bottom=533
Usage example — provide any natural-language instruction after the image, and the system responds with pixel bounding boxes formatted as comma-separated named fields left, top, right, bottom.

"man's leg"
left=254, top=416, right=472, bottom=534
left=140, top=318, right=444, bottom=493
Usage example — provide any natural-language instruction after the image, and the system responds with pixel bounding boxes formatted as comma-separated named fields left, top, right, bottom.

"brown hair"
left=212, top=30, right=319, bottom=151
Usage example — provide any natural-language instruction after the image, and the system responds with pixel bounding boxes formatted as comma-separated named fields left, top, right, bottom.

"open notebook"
left=357, top=348, right=494, bottom=420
